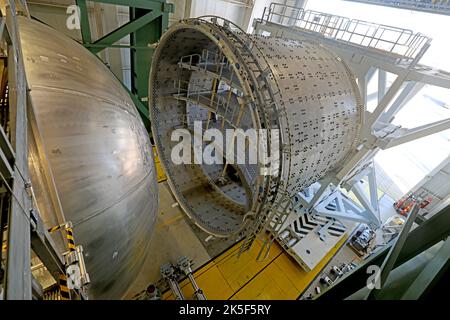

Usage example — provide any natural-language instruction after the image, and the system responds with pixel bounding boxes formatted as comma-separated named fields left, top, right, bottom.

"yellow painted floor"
left=153, top=148, right=348, bottom=300
left=163, top=235, right=348, bottom=300
left=152, top=146, right=167, bottom=182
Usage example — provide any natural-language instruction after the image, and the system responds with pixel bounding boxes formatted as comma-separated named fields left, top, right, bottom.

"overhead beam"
left=88, top=0, right=167, bottom=10
left=89, top=10, right=163, bottom=54
left=84, top=44, right=154, bottom=49
left=385, top=118, right=450, bottom=149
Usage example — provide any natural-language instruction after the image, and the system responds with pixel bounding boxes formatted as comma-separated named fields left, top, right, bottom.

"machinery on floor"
left=160, top=256, right=206, bottom=300
left=348, top=224, right=376, bottom=256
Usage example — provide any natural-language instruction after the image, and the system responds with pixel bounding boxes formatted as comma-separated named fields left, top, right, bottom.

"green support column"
left=77, top=0, right=174, bottom=131
left=316, top=204, right=450, bottom=300
left=88, top=10, right=163, bottom=54
left=401, top=238, right=450, bottom=300
left=130, top=2, right=171, bottom=132
left=77, top=0, right=92, bottom=44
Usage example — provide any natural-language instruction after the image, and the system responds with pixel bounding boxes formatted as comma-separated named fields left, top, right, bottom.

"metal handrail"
left=344, top=0, right=450, bottom=13
left=263, top=2, right=431, bottom=61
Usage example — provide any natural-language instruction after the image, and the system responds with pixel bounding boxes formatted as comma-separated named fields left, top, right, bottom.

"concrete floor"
left=124, top=181, right=238, bottom=299
left=124, top=182, right=211, bottom=299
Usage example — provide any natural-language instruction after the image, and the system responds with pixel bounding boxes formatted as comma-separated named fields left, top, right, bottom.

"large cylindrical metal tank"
left=149, top=17, right=362, bottom=237
left=19, top=17, right=158, bottom=299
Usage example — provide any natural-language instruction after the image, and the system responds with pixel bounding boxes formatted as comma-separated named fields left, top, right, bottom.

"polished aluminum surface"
left=149, top=18, right=362, bottom=237
left=19, top=17, right=158, bottom=299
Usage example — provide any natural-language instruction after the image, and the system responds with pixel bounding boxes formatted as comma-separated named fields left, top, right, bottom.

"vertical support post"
left=302, top=177, right=332, bottom=210
left=367, top=205, right=420, bottom=299
left=241, top=1, right=256, bottom=32
left=184, top=0, right=192, bottom=19
left=58, top=274, right=71, bottom=300
left=401, top=237, right=450, bottom=300
left=76, top=1, right=173, bottom=130
left=77, top=0, right=92, bottom=44
left=367, top=165, right=379, bottom=216
left=377, top=69, right=387, bottom=103
left=65, top=225, right=76, bottom=252
left=4, top=6, right=32, bottom=300
left=357, top=67, right=375, bottom=107
left=130, top=4, right=168, bottom=128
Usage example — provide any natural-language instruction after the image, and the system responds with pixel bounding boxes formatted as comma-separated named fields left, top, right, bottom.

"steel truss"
left=254, top=2, right=450, bottom=227
left=344, top=0, right=450, bottom=16
left=316, top=204, right=450, bottom=299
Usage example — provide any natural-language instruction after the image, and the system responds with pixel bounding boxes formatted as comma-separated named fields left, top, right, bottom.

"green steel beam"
left=368, top=205, right=419, bottom=299
left=77, top=0, right=173, bottom=126
left=401, top=238, right=450, bottom=300
left=127, top=87, right=151, bottom=131
left=316, top=204, right=450, bottom=300
left=88, top=0, right=171, bottom=11
left=89, top=10, right=163, bottom=54
left=84, top=44, right=154, bottom=49
left=77, top=0, right=92, bottom=43
left=130, top=6, right=168, bottom=121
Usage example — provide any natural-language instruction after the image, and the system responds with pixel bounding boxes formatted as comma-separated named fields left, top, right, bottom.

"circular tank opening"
left=150, top=26, right=259, bottom=236
left=150, top=18, right=362, bottom=238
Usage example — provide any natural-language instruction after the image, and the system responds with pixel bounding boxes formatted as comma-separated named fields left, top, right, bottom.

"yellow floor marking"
left=163, top=234, right=348, bottom=300
left=156, top=213, right=185, bottom=229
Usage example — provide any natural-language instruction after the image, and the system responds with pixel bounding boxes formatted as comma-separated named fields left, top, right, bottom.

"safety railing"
left=179, top=49, right=234, bottom=81
left=262, top=2, right=431, bottom=62
left=173, top=79, right=242, bottom=129
left=344, top=0, right=450, bottom=14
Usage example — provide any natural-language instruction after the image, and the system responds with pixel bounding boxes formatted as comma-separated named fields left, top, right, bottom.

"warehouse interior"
left=0, top=0, right=449, bottom=301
